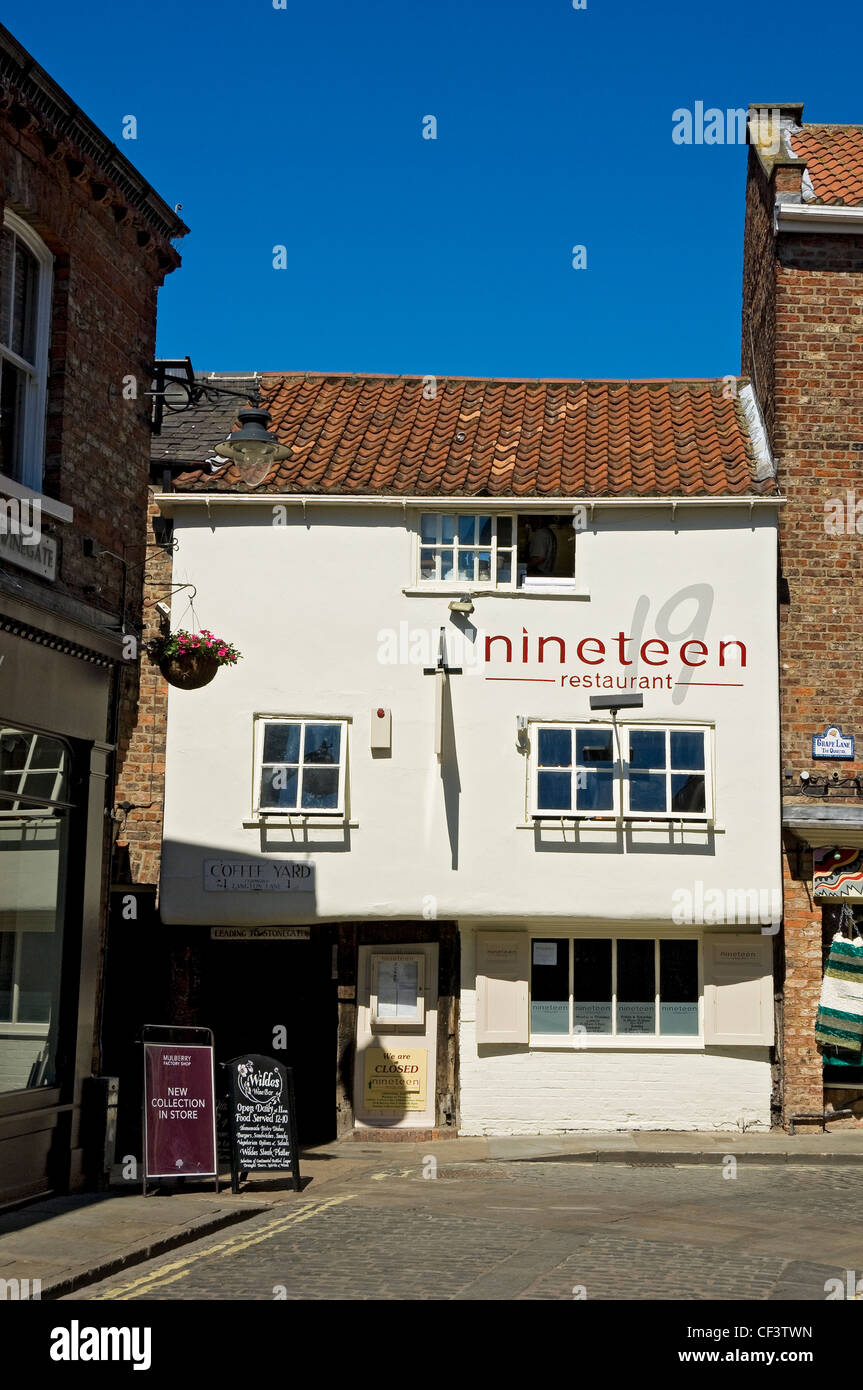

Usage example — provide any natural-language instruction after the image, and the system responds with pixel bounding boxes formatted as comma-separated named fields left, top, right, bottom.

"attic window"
left=417, top=513, right=576, bottom=588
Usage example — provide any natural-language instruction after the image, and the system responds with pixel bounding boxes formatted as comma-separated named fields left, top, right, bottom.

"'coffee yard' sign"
left=204, top=859, right=315, bottom=891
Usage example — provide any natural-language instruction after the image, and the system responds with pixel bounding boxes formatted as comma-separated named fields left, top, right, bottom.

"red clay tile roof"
left=791, top=125, right=863, bottom=205
left=173, top=375, right=776, bottom=499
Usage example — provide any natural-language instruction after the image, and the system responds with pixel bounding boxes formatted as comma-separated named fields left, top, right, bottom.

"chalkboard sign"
left=224, top=1054, right=301, bottom=1193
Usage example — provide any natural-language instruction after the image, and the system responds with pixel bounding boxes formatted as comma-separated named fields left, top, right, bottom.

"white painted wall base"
left=458, top=1018, right=771, bottom=1133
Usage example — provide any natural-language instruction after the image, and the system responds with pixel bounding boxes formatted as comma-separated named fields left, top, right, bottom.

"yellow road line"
left=91, top=1193, right=355, bottom=1301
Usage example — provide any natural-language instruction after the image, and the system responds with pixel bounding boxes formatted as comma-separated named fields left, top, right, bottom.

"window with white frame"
left=0, top=727, right=67, bottom=812
left=625, top=727, right=708, bottom=817
left=254, top=719, right=347, bottom=815
left=530, top=936, right=700, bottom=1038
left=529, top=723, right=711, bottom=820
left=0, top=213, right=53, bottom=489
left=417, top=513, right=575, bottom=588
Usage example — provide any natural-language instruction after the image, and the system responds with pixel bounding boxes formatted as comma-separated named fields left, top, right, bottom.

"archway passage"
left=204, top=929, right=338, bottom=1146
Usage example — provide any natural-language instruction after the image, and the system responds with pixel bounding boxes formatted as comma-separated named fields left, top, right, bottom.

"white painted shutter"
left=703, top=934, right=774, bottom=1046
left=475, top=933, right=529, bottom=1045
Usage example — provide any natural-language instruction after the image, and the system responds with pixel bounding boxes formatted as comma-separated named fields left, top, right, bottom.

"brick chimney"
left=740, top=103, right=807, bottom=449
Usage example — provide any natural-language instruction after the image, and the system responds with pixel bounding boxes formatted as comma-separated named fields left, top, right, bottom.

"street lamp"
left=148, top=358, right=295, bottom=486
left=214, top=407, right=291, bottom=486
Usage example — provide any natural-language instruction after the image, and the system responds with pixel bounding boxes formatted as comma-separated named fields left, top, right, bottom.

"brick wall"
left=0, top=107, right=178, bottom=627
left=742, top=140, right=863, bottom=1127
left=113, top=494, right=172, bottom=886
left=0, top=56, right=184, bottom=1101
left=741, top=148, right=778, bottom=448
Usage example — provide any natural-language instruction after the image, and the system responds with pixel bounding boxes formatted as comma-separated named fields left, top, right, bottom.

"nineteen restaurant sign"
left=143, top=1044, right=217, bottom=1178
left=482, top=628, right=748, bottom=689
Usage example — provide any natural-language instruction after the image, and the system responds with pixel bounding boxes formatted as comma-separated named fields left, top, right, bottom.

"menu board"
left=376, top=959, right=419, bottom=1020
left=225, top=1054, right=301, bottom=1192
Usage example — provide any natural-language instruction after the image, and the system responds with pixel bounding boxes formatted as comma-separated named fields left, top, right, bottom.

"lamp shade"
left=216, top=408, right=291, bottom=485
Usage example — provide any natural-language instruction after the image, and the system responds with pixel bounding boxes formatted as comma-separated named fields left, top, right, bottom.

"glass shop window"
left=616, top=938, right=656, bottom=1035
left=530, top=938, right=569, bottom=1034
left=0, top=728, right=70, bottom=1094
left=659, top=938, right=699, bottom=1036
left=573, top=938, right=613, bottom=1035
left=529, top=937, right=700, bottom=1040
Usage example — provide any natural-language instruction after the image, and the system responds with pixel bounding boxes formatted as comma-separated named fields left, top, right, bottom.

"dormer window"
left=0, top=213, right=53, bottom=489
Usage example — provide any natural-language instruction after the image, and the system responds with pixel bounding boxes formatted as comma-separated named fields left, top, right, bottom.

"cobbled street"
left=72, top=1160, right=863, bottom=1302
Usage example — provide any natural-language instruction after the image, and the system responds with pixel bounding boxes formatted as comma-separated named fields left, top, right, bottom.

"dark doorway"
left=204, top=929, right=337, bottom=1145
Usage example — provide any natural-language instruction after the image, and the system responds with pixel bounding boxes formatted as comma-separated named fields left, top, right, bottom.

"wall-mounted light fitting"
left=448, top=595, right=475, bottom=615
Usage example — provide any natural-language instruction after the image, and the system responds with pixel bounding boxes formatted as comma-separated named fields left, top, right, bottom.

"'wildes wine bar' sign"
left=225, top=1054, right=301, bottom=1193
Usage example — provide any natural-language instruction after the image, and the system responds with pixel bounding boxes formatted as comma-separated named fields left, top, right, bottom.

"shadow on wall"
left=440, top=670, right=460, bottom=871
left=353, top=1035, right=423, bottom=1129
left=532, top=824, right=717, bottom=857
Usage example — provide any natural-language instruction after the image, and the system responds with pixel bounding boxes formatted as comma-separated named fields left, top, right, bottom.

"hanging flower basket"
left=146, top=629, right=242, bottom=690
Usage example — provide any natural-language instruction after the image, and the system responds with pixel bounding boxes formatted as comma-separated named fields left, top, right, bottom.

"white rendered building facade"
left=153, top=375, right=782, bottom=1137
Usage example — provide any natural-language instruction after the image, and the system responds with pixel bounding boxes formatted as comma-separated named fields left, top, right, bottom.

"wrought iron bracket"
left=147, top=357, right=262, bottom=435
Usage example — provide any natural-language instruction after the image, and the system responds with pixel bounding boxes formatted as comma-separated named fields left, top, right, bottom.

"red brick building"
left=742, top=103, right=863, bottom=1129
left=0, top=23, right=186, bottom=1203
left=106, top=376, right=256, bottom=1161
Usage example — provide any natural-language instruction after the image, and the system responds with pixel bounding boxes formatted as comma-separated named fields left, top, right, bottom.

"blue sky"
left=6, top=1, right=862, bottom=379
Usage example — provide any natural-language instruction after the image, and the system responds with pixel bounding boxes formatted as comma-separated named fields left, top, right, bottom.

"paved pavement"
left=0, top=1149, right=366, bottom=1299
left=4, top=1132, right=863, bottom=1301
left=68, top=1158, right=863, bottom=1302
left=329, top=1128, right=863, bottom=1164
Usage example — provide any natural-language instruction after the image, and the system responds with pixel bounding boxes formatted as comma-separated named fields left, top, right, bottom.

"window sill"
left=528, top=1035, right=704, bottom=1051
left=0, top=471, right=74, bottom=524
left=519, top=818, right=724, bottom=832
left=403, top=585, right=590, bottom=600
left=243, top=816, right=357, bottom=829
